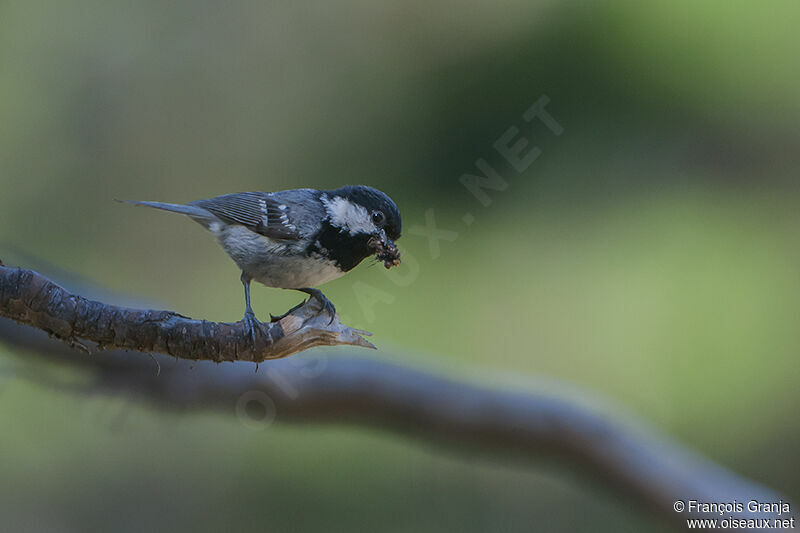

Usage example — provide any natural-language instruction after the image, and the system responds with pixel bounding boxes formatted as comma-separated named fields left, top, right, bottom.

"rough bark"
left=0, top=263, right=375, bottom=362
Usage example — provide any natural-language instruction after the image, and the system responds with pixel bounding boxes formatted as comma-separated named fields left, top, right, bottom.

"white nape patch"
left=321, top=194, right=377, bottom=235
left=209, top=221, right=223, bottom=234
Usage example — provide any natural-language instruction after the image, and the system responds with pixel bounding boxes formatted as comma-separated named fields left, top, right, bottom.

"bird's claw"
left=269, top=300, right=305, bottom=322
left=268, top=289, right=337, bottom=324
left=242, top=311, right=264, bottom=344
left=320, top=298, right=336, bottom=325
left=301, top=288, right=337, bottom=325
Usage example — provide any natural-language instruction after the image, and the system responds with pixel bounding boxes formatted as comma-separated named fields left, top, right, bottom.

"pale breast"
left=215, top=225, right=344, bottom=288
left=249, top=254, right=346, bottom=288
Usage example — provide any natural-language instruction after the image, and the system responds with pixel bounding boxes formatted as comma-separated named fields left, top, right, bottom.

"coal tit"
left=127, top=185, right=402, bottom=340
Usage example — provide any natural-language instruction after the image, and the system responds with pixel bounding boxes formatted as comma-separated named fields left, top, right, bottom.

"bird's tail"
left=116, top=199, right=217, bottom=228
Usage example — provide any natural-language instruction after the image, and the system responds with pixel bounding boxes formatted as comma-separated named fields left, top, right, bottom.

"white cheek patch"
left=322, top=195, right=377, bottom=235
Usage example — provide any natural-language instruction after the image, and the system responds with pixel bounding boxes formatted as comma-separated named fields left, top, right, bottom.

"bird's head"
left=322, top=185, right=402, bottom=269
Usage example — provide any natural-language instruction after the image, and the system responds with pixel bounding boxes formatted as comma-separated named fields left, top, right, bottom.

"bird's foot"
left=299, top=288, right=337, bottom=324
left=242, top=311, right=264, bottom=344
left=269, top=300, right=305, bottom=323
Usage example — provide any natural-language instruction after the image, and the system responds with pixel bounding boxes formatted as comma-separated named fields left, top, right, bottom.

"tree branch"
left=0, top=263, right=376, bottom=362
left=0, top=260, right=793, bottom=529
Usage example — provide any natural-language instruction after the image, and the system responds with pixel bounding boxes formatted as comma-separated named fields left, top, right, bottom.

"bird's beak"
left=370, top=230, right=401, bottom=269
left=378, top=229, right=391, bottom=248
left=368, top=229, right=388, bottom=248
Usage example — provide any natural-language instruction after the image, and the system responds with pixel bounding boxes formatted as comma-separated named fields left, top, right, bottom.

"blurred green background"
left=1, top=1, right=799, bottom=531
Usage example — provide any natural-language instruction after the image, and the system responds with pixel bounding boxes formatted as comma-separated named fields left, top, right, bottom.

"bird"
left=124, top=185, right=402, bottom=341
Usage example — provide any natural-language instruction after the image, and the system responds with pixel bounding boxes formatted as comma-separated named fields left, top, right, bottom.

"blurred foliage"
left=1, top=1, right=799, bottom=531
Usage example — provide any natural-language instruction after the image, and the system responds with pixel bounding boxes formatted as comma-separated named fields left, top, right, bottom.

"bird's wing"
left=191, top=192, right=302, bottom=240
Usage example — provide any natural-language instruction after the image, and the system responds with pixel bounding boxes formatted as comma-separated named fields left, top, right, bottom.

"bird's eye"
left=372, top=210, right=386, bottom=226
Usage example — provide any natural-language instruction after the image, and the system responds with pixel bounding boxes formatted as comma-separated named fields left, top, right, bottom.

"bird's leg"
left=297, top=287, right=337, bottom=324
left=240, top=273, right=263, bottom=343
